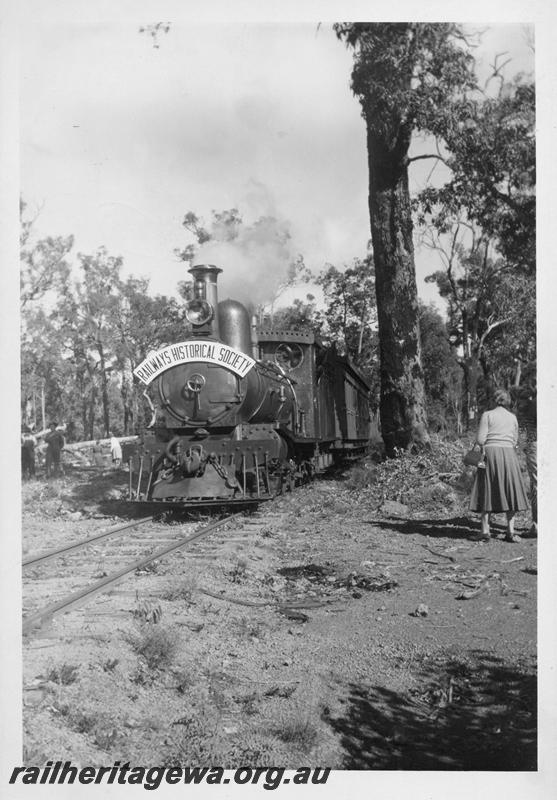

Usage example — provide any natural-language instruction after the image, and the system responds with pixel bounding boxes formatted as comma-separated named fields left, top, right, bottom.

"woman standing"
left=470, top=389, right=529, bottom=542
left=110, top=433, right=122, bottom=466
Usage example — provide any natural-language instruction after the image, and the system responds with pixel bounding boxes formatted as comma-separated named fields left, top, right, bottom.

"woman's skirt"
left=470, top=446, right=529, bottom=513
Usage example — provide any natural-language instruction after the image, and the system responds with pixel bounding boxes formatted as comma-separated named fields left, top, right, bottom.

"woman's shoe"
left=505, top=534, right=519, bottom=543
left=471, top=533, right=491, bottom=542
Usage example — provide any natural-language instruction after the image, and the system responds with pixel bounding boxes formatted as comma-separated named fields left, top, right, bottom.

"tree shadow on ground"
left=324, top=650, right=536, bottom=770
left=363, top=516, right=522, bottom=541
left=59, top=466, right=140, bottom=518
left=62, top=468, right=257, bottom=521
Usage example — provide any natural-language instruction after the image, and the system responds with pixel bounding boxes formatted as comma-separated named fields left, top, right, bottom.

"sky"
left=20, top=20, right=535, bottom=310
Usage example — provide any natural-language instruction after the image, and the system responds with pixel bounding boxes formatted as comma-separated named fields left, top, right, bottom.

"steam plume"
left=193, top=213, right=299, bottom=312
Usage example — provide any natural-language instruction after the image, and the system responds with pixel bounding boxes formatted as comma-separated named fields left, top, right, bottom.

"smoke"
left=192, top=205, right=300, bottom=313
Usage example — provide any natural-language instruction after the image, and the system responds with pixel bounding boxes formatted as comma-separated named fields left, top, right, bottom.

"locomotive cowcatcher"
left=128, top=264, right=371, bottom=506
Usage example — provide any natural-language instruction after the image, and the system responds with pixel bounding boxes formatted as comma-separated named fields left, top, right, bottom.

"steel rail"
left=22, top=516, right=155, bottom=569
left=22, top=513, right=242, bottom=635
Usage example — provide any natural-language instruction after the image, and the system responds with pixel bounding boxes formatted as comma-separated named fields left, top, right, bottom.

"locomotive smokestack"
left=187, top=265, right=222, bottom=338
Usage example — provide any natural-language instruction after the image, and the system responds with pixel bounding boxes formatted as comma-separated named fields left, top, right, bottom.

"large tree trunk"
left=367, top=131, right=430, bottom=455
left=98, top=342, right=110, bottom=436
left=78, top=372, right=88, bottom=440
left=120, top=356, right=134, bottom=435
left=87, top=384, right=96, bottom=440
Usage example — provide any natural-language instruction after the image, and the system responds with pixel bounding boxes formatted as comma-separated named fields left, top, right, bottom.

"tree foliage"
left=20, top=201, right=73, bottom=308
left=416, top=75, right=535, bottom=274
left=313, top=257, right=379, bottom=395
left=415, top=67, right=536, bottom=420
left=334, top=23, right=477, bottom=141
left=418, top=302, right=462, bottom=433
left=271, top=297, right=318, bottom=331
left=20, top=213, right=188, bottom=439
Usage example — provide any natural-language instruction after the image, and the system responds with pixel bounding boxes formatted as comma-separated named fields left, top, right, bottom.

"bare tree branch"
left=406, top=153, right=449, bottom=167
left=478, top=316, right=512, bottom=352
left=485, top=52, right=512, bottom=92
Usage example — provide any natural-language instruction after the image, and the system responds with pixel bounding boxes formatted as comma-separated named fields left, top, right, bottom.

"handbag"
left=463, top=444, right=484, bottom=468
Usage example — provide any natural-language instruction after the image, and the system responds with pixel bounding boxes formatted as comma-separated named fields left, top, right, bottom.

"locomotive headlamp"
left=185, top=298, right=213, bottom=326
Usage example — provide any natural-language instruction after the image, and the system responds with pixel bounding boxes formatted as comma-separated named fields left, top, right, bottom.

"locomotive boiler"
left=128, top=264, right=372, bottom=506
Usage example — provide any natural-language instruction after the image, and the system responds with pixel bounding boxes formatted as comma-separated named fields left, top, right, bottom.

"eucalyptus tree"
left=334, top=23, right=477, bottom=453
left=113, top=276, right=190, bottom=433
left=423, top=223, right=535, bottom=423
left=20, top=200, right=73, bottom=309
left=415, top=71, right=536, bottom=416
left=20, top=201, right=75, bottom=428
left=314, top=257, right=379, bottom=392
left=418, top=301, right=462, bottom=434
left=417, top=74, right=535, bottom=276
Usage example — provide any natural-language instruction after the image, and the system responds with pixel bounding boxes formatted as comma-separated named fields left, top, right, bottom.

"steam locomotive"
left=128, top=265, right=372, bottom=506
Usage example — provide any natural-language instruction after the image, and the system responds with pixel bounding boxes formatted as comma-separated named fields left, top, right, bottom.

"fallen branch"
left=200, top=588, right=333, bottom=610
left=456, top=571, right=496, bottom=599
left=456, top=587, right=485, bottom=600
left=452, top=579, right=482, bottom=589
left=422, top=546, right=457, bottom=562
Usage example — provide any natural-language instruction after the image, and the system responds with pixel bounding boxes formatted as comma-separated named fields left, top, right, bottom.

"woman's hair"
left=494, top=389, right=511, bottom=408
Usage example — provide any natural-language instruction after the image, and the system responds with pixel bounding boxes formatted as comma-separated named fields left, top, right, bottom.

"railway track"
left=22, top=511, right=246, bottom=636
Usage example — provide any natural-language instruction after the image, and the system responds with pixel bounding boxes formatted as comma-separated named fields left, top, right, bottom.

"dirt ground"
left=21, top=447, right=537, bottom=770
